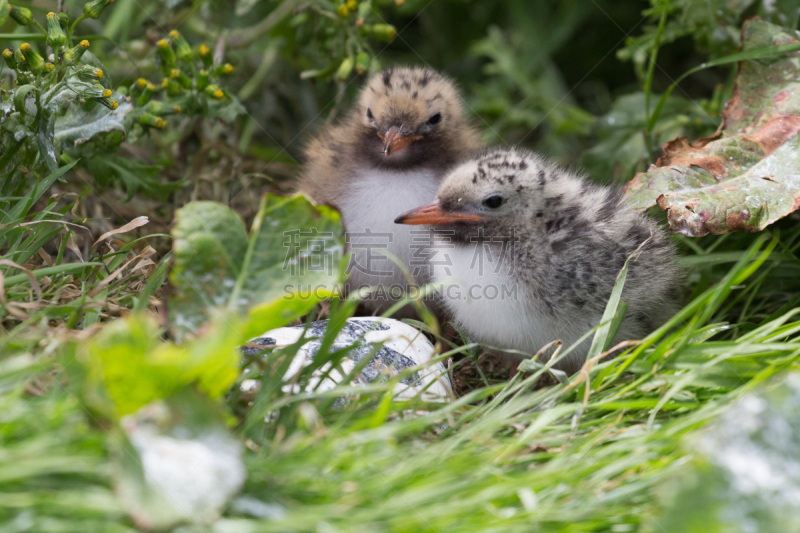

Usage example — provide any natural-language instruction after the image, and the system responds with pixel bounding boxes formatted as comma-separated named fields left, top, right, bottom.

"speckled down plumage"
left=298, top=67, right=482, bottom=315
left=414, top=147, right=682, bottom=373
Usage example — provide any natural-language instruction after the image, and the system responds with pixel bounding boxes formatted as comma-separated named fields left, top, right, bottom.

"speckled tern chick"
left=395, top=147, right=680, bottom=374
left=299, top=66, right=481, bottom=314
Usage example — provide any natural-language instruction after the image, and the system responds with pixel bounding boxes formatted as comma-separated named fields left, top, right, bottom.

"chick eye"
left=482, top=195, right=505, bottom=209
left=427, top=112, right=441, bottom=125
left=367, top=108, right=374, bottom=120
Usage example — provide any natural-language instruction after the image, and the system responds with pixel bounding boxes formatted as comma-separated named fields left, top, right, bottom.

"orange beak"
left=394, top=199, right=483, bottom=225
left=379, top=126, right=422, bottom=156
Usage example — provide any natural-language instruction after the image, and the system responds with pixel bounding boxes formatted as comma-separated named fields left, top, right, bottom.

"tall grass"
left=3, top=221, right=800, bottom=531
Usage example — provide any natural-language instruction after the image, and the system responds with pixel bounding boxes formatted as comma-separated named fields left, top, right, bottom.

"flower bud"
left=46, top=12, right=67, bottom=48
left=156, top=39, right=176, bottom=69
left=98, top=95, right=118, bottom=110
left=63, top=40, right=90, bottom=65
left=2, top=48, right=16, bottom=70
left=169, top=68, right=192, bottom=89
left=44, top=62, right=54, bottom=72
left=161, top=77, right=183, bottom=96
left=196, top=69, right=209, bottom=90
left=337, top=4, right=349, bottom=17
left=76, top=65, right=104, bottom=81
left=146, top=100, right=182, bottom=116
left=169, top=29, right=193, bottom=63
left=83, top=0, right=114, bottom=19
left=213, top=63, right=233, bottom=77
left=129, top=77, right=147, bottom=96
left=336, top=57, right=354, bottom=81
left=58, top=12, right=69, bottom=29
left=20, top=43, right=44, bottom=73
left=366, top=23, right=396, bottom=41
left=198, top=44, right=212, bottom=68
left=346, top=0, right=356, bottom=8
left=9, top=4, right=34, bottom=25
left=139, top=112, right=166, bottom=129
left=137, top=82, right=156, bottom=106
left=355, top=52, right=370, bottom=75
left=204, top=83, right=224, bottom=99
left=14, top=48, right=27, bottom=71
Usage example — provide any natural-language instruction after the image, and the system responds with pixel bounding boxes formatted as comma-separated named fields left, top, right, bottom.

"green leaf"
left=2, top=162, right=76, bottom=223
left=86, top=313, right=242, bottom=417
left=3, top=262, right=103, bottom=287
left=168, top=194, right=345, bottom=342
left=581, top=92, right=714, bottom=184
left=83, top=154, right=180, bottom=200
left=626, top=20, right=800, bottom=236
left=206, top=94, right=246, bottom=123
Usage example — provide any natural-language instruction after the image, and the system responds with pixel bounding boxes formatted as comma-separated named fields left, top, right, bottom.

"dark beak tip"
left=393, top=215, right=406, bottom=224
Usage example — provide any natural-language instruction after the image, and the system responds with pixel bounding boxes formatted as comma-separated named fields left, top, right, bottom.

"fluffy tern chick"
left=299, top=66, right=481, bottom=315
left=395, top=147, right=680, bottom=374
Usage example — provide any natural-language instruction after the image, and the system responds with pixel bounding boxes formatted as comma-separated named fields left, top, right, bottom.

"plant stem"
left=644, top=7, right=667, bottom=162
left=68, top=15, right=86, bottom=39
left=0, top=33, right=46, bottom=40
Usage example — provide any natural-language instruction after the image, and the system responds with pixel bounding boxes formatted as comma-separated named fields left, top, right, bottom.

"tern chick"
left=395, top=147, right=680, bottom=374
left=298, top=66, right=481, bottom=315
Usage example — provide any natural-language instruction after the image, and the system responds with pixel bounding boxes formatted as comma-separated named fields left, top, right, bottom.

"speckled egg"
left=241, top=317, right=452, bottom=403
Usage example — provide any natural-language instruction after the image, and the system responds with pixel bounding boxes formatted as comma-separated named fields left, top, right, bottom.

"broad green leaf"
left=626, top=20, right=800, bottom=237
left=168, top=194, right=345, bottom=342
left=86, top=313, right=242, bottom=417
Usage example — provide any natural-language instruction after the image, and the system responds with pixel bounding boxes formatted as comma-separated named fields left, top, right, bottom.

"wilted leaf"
left=114, top=389, right=245, bottom=530
left=86, top=313, right=242, bottom=417
left=625, top=19, right=800, bottom=236
left=168, top=194, right=344, bottom=342
left=94, top=216, right=149, bottom=245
